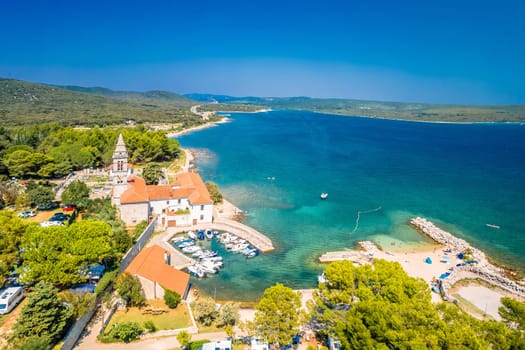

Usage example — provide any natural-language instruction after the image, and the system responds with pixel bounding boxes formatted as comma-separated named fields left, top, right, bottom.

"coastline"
left=306, top=109, right=525, bottom=125
left=167, top=117, right=231, bottom=138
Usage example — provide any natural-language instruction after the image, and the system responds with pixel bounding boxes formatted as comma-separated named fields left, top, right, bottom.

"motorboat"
left=486, top=223, right=500, bottom=229
left=244, top=249, right=259, bottom=258
left=197, top=230, right=205, bottom=240
left=205, top=229, right=214, bottom=240
left=231, top=243, right=250, bottom=252
left=197, top=262, right=218, bottom=274
left=320, top=193, right=328, bottom=199
left=187, top=265, right=206, bottom=278
left=188, top=231, right=197, bottom=240
left=182, top=245, right=202, bottom=254
left=177, top=241, right=195, bottom=248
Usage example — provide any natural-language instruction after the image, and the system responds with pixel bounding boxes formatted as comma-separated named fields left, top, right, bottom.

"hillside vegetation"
left=187, top=94, right=525, bottom=122
left=0, top=78, right=205, bottom=127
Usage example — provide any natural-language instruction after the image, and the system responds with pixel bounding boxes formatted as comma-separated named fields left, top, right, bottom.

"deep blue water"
left=178, top=110, right=525, bottom=301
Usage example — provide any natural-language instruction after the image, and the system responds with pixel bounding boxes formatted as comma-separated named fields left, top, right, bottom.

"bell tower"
left=111, top=134, right=129, bottom=205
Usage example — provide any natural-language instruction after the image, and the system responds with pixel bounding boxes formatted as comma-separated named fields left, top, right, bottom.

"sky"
left=0, top=0, right=524, bottom=104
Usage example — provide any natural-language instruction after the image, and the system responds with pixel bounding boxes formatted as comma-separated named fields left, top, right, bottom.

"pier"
left=166, top=217, right=275, bottom=253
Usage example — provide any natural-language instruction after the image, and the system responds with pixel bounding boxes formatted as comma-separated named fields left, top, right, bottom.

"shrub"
left=107, top=322, right=143, bottom=343
left=205, top=181, right=223, bottom=205
left=192, top=298, right=218, bottom=326
left=143, top=320, right=156, bottom=333
left=164, top=288, right=181, bottom=309
left=94, top=269, right=118, bottom=296
left=190, top=340, right=210, bottom=350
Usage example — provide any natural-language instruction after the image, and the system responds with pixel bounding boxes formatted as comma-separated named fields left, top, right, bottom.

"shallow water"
left=178, top=110, right=525, bottom=301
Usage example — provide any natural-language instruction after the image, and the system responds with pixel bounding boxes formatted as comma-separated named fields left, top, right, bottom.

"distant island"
left=1, top=78, right=524, bottom=127
left=186, top=93, right=525, bottom=123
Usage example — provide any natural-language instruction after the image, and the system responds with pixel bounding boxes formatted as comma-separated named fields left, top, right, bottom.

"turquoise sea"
left=177, top=110, right=525, bottom=301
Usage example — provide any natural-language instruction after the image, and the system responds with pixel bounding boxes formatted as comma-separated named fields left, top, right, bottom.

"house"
left=125, top=245, right=190, bottom=300
left=110, top=134, right=214, bottom=228
left=251, top=338, right=269, bottom=350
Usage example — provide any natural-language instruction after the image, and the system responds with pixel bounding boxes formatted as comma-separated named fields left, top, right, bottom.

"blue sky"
left=1, top=0, right=524, bottom=104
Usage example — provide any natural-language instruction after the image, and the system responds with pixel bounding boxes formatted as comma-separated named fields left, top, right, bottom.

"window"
left=166, top=200, right=170, bottom=205
left=178, top=199, right=181, bottom=204
left=201, top=205, right=204, bottom=211
left=200, top=215, right=204, bottom=220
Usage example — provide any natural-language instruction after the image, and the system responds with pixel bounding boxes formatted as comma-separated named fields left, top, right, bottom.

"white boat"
left=177, top=241, right=195, bottom=248
left=203, top=256, right=223, bottom=263
left=188, top=231, right=197, bottom=240
left=205, top=229, right=214, bottom=240
left=486, top=223, right=500, bottom=229
left=172, top=236, right=187, bottom=243
left=187, top=265, right=206, bottom=278
left=182, top=245, right=202, bottom=254
left=231, top=243, right=250, bottom=252
left=320, top=193, right=328, bottom=199
left=245, top=249, right=259, bottom=258
left=197, top=262, right=218, bottom=274
left=201, top=259, right=223, bottom=269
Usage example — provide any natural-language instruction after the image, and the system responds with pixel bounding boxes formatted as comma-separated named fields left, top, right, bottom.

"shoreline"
left=304, top=109, right=525, bottom=125
left=167, top=117, right=231, bottom=138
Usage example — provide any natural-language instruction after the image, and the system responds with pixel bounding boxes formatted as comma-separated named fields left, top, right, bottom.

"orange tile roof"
left=120, top=175, right=149, bottom=203
left=120, top=172, right=212, bottom=205
left=125, top=245, right=190, bottom=296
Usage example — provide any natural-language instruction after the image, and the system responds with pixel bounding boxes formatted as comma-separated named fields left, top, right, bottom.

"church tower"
left=111, top=134, right=130, bottom=205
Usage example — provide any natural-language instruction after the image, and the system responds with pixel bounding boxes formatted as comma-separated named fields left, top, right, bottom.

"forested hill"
left=56, top=84, right=194, bottom=104
left=0, top=78, right=203, bottom=127
left=186, top=93, right=525, bottom=123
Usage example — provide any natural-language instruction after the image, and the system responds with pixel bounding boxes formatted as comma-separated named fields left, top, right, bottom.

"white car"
left=18, top=210, right=36, bottom=218
left=40, top=221, right=64, bottom=227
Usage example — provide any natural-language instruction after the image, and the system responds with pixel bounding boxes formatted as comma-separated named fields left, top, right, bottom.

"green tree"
left=163, top=288, right=181, bottom=309
left=12, top=336, right=52, bottom=350
left=177, top=330, right=192, bottom=350
left=253, top=283, right=302, bottom=346
left=20, top=221, right=115, bottom=287
left=26, top=183, right=54, bottom=206
left=61, top=180, right=90, bottom=209
left=115, top=273, right=145, bottom=307
left=59, top=290, right=96, bottom=319
left=142, top=163, right=164, bottom=185
left=192, top=298, right=219, bottom=326
left=4, top=150, right=54, bottom=178
left=0, top=210, right=28, bottom=285
left=205, top=181, right=223, bottom=205
left=11, top=281, right=73, bottom=348
left=220, top=302, right=240, bottom=326
left=499, top=297, right=525, bottom=330
left=107, top=322, right=143, bottom=343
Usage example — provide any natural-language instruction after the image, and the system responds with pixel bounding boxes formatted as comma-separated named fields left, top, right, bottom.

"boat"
left=182, top=245, right=202, bottom=254
left=245, top=249, right=259, bottom=258
left=201, top=258, right=223, bottom=269
left=197, top=262, right=219, bottom=274
left=187, top=265, right=206, bottom=278
left=197, top=230, right=205, bottom=240
left=205, top=229, right=214, bottom=240
left=177, top=241, right=195, bottom=248
left=231, top=243, right=250, bottom=252
left=320, top=193, right=328, bottom=199
left=188, top=231, right=197, bottom=240
left=486, top=223, right=500, bottom=229
left=317, top=273, right=327, bottom=284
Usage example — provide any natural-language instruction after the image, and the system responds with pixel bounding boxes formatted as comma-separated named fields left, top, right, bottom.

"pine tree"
left=11, top=281, right=73, bottom=348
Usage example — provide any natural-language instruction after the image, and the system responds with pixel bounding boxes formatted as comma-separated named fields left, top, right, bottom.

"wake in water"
left=352, top=206, right=382, bottom=233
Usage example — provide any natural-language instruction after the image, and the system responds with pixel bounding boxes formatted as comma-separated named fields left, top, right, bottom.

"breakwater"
left=410, top=217, right=525, bottom=298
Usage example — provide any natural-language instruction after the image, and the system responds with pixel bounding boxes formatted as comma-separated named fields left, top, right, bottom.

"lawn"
left=106, top=300, right=191, bottom=332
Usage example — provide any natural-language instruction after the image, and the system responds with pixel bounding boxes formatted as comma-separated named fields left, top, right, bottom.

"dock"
left=166, top=217, right=275, bottom=253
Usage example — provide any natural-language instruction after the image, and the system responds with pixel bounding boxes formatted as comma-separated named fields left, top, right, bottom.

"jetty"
left=410, top=217, right=525, bottom=298
left=166, top=218, right=275, bottom=253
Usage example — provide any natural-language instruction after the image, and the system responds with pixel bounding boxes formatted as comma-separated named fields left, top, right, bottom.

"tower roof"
left=113, top=133, right=128, bottom=159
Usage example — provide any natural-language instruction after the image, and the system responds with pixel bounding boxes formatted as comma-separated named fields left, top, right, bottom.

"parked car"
left=62, top=204, right=77, bottom=212
left=40, top=221, right=64, bottom=227
left=50, top=213, right=70, bottom=222
left=37, top=202, right=59, bottom=211
left=18, top=210, right=36, bottom=218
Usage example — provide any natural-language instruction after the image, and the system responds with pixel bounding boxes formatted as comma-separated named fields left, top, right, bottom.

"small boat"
left=231, top=243, right=250, bottom=252
left=187, top=265, right=206, bottom=278
left=177, top=241, right=195, bottom=248
left=205, top=229, right=214, bottom=240
left=197, top=230, right=205, bottom=240
left=188, top=231, right=197, bottom=240
left=245, top=249, right=259, bottom=258
left=320, top=193, right=328, bottom=199
left=486, top=223, right=500, bottom=229
left=317, top=273, right=327, bottom=284
left=197, top=262, right=218, bottom=274
left=182, top=245, right=202, bottom=254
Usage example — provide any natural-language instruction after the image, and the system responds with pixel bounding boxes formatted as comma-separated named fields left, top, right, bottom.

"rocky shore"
left=410, top=217, right=525, bottom=298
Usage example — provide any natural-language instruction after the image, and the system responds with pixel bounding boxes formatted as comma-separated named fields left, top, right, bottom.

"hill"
left=57, top=85, right=194, bottom=105
left=0, top=78, right=204, bottom=128
left=186, top=94, right=525, bottom=123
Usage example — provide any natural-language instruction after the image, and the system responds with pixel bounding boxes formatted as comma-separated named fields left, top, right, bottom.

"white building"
left=111, top=135, right=214, bottom=227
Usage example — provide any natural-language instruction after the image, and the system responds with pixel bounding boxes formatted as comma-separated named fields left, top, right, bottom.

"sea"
left=176, top=110, right=525, bottom=301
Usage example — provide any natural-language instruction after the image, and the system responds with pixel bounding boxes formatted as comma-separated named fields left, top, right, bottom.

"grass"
left=105, top=300, right=191, bottom=332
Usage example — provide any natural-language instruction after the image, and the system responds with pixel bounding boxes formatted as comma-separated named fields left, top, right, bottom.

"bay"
left=178, top=110, right=525, bottom=301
